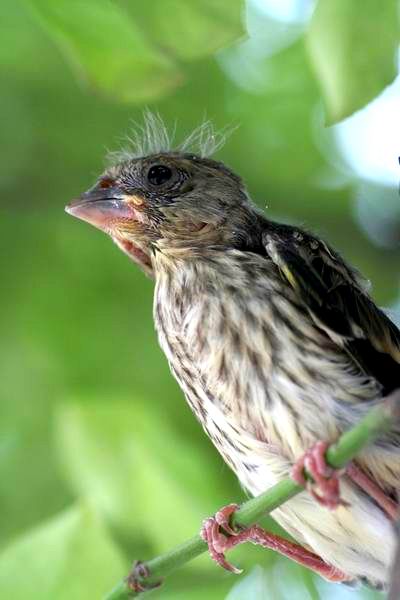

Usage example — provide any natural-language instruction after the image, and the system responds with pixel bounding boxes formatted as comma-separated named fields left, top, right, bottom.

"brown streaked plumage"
left=66, top=117, right=400, bottom=588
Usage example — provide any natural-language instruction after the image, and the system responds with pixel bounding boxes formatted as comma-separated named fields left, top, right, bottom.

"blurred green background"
left=1, top=1, right=399, bottom=598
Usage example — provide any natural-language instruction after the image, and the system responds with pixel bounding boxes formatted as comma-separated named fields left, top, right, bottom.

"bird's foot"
left=126, top=561, right=163, bottom=593
left=201, top=503, right=242, bottom=573
left=291, top=441, right=348, bottom=510
left=201, top=503, right=351, bottom=582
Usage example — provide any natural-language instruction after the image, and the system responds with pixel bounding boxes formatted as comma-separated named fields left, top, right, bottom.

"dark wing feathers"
left=262, top=225, right=400, bottom=394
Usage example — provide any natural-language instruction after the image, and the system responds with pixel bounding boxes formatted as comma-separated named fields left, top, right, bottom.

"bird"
left=66, top=114, right=400, bottom=590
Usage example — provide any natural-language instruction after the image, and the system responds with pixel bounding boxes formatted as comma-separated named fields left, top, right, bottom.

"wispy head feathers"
left=179, top=119, right=232, bottom=157
left=107, top=111, right=235, bottom=165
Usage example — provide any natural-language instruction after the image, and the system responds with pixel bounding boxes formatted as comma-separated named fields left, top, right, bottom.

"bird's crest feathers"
left=107, top=111, right=234, bottom=165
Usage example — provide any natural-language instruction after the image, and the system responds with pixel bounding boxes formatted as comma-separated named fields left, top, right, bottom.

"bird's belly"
left=155, top=271, right=394, bottom=586
left=156, top=280, right=381, bottom=485
left=186, top=329, right=380, bottom=463
left=175, top=350, right=396, bottom=587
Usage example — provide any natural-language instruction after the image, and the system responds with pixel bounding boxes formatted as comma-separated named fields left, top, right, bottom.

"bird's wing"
left=262, top=225, right=400, bottom=394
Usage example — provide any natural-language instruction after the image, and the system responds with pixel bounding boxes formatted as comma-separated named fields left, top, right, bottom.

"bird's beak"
left=65, top=188, right=134, bottom=232
left=65, top=187, right=154, bottom=277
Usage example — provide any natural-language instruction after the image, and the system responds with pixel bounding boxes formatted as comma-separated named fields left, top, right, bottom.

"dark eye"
left=147, top=165, right=173, bottom=186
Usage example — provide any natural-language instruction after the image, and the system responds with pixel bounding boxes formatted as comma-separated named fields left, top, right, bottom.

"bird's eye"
left=147, top=165, right=173, bottom=186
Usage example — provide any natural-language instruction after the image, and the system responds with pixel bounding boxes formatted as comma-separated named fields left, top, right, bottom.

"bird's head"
left=66, top=120, right=261, bottom=277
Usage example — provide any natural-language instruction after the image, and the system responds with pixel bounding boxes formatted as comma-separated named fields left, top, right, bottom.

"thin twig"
left=104, top=389, right=400, bottom=600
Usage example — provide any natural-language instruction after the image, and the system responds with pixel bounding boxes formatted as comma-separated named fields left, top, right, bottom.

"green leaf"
left=55, top=398, right=235, bottom=556
left=124, top=0, right=246, bottom=61
left=23, top=0, right=181, bottom=102
left=0, top=505, right=127, bottom=600
left=22, top=0, right=246, bottom=102
left=306, top=0, right=399, bottom=123
left=121, top=0, right=246, bottom=60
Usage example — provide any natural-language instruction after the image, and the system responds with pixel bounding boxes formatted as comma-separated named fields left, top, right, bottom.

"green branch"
left=104, top=389, right=400, bottom=600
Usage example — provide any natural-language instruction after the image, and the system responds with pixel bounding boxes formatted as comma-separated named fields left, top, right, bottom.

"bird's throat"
left=112, top=236, right=154, bottom=278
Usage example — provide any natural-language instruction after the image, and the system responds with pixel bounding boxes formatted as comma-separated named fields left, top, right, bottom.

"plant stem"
left=104, top=389, right=400, bottom=600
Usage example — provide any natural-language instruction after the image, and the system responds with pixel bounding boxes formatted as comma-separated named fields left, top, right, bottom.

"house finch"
left=66, top=116, right=400, bottom=589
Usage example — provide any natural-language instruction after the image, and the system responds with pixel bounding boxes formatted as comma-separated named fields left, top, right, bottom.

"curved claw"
left=201, top=508, right=352, bottom=583
left=214, top=503, right=240, bottom=535
left=291, top=441, right=348, bottom=510
left=201, top=512, right=243, bottom=574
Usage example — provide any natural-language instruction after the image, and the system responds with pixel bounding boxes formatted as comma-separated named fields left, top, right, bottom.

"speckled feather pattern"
left=69, top=128, right=400, bottom=589
left=154, top=248, right=396, bottom=586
